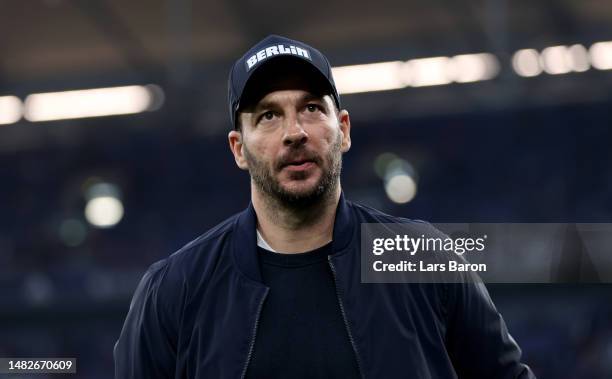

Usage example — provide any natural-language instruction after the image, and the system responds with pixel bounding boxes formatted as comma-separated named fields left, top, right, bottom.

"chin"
left=281, top=172, right=322, bottom=189
left=281, top=182, right=320, bottom=197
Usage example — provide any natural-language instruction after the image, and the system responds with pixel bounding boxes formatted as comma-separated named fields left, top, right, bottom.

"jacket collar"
left=231, top=191, right=355, bottom=284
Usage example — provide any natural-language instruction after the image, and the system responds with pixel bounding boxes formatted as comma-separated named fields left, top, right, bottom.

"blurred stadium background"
left=1, top=0, right=612, bottom=378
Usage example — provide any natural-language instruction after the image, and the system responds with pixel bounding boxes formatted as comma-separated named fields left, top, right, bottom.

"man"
left=114, top=35, right=535, bottom=378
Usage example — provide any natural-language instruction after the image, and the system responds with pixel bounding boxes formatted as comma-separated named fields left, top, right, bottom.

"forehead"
left=248, top=84, right=330, bottom=111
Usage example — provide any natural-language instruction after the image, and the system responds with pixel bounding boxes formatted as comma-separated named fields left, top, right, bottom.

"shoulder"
left=168, top=212, right=239, bottom=264
left=347, top=200, right=457, bottom=310
left=348, top=199, right=447, bottom=238
left=139, top=211, right=242, bottom=299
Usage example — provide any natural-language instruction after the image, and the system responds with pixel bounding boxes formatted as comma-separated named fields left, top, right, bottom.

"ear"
left=228, top=129, right=249, bottom=170
left=337, top=109, right=352, bottom=153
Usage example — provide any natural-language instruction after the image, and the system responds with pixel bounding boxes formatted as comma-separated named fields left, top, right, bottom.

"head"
left=228, top=55, right=351, bottom=209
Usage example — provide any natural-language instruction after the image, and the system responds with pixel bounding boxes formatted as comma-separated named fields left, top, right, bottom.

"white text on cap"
left=245, top=45, right=311, bottom=72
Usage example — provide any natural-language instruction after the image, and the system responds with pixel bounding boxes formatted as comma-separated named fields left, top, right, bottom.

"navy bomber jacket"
left=114, top=192, right=535, bottom=379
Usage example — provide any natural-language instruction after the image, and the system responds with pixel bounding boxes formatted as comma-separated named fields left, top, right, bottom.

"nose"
left=282, top=113, right=308, bottom=147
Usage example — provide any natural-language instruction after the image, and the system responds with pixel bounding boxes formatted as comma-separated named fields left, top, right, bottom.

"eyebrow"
left=252, top=92, right=326, bottom=113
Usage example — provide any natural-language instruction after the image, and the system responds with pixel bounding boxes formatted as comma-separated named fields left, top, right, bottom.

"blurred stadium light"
left=377, top=155, right=419, bottom=204
left=448, top=53, right=500, bottom=83
left=540, top=46, right=574, bottom=75
left=374, top=152, right=400, bottom=179
left=332, top=61, right=405, bottom=94
left=84, top=182, right=124, bottom=229
left=512, top=49, right=542, bottom=77
left=513, top=40, right=612, bottom=77
left=85, top=196, right=124, bottom=229
left=59, top=219, right=88, bottom=247
left=590, top=41, right=612, bottom=70
left=23, top=85, right=163, bottom=122
left=0, top=96, right=23, bottom=125
left=385, top=173, right=417, bottom=204
left=539, top=45, right=592, bottom=75
left=406, top=56, right=453, bottom=87
left=332, top=53, right=500, bottom=94
left=333, top=39, right=612, bottom=96
left=566, top=44, right=590, bottom=73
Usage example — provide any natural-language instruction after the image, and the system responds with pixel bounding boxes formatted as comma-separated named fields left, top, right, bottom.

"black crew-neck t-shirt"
left=244, top=242, right=361, bottom=379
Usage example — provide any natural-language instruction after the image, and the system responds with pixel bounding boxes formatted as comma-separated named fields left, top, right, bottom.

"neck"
left=252, top=183, right=341, bottom=254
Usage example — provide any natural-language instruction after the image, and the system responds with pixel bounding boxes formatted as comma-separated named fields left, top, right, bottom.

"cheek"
left=307, top=120, right=334, bottom=141
left=320, top=127, right=341, bottom=150
left=247, top=138, right=277, bottom=165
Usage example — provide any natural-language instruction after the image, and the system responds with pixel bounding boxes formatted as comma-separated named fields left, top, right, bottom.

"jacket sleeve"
left=114, top=259, right=179, bottom=379
left=444, top=279, right=536, bottom=379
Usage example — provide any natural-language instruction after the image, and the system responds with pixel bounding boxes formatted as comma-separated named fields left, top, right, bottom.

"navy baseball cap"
left=227, top=34, right=341, bottom=129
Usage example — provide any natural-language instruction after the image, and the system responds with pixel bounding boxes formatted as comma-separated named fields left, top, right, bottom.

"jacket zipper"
left=328, top=256, right=366, bottom=379
left=240, top=289, right=268, bottom=379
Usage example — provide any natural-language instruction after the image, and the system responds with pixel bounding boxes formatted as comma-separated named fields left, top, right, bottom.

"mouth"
left=283, top=159, right=316, bottom=171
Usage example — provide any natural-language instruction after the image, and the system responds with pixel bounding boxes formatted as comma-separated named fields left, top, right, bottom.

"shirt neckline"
left=257, top=241, right=333, bottom=267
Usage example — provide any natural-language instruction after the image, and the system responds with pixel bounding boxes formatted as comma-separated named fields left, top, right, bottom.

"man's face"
left=228, top=76, right=351, bottom=206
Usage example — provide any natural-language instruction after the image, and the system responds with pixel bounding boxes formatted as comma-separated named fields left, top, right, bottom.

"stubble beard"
left=243, top=132, right=343, bottom=211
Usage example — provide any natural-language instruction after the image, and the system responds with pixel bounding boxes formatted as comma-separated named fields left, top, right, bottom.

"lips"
left=280, top=154, right=317, bottom=167
left=286, top=159, right=314, bottom=166
left=280, top=156, right=317, bottom=172
left=283, top=161, right=315, bottom=172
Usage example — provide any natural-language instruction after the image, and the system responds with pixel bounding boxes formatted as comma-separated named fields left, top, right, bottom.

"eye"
left=306, top=104, right=321, bottom=113
left=258, top=111, right=276, bottom=123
